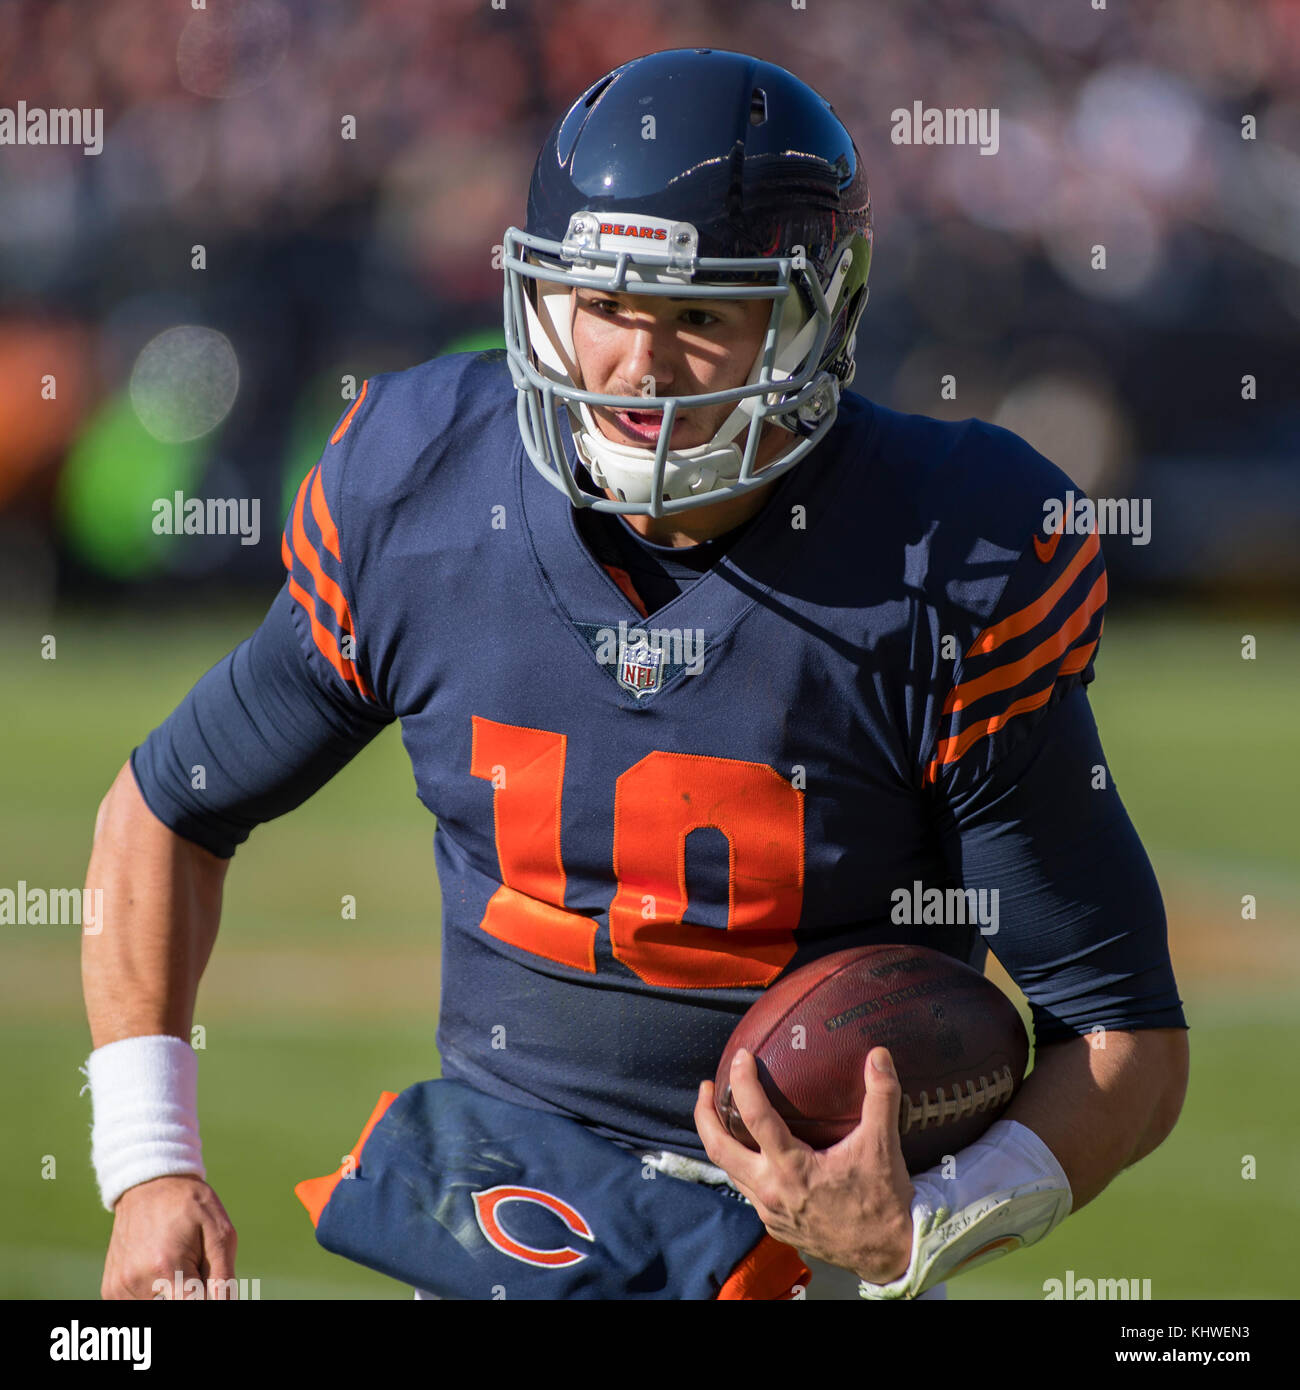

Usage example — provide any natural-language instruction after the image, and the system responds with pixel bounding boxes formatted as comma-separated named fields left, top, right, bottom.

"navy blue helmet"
left=502, top=48, right=872, bottom=515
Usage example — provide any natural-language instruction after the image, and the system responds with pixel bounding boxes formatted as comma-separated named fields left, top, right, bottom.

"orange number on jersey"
left=470, top=716, right=597, bottom=972
left=610, top=752, right=802, bottom=988
left=472, top=717, right=803, bottom=989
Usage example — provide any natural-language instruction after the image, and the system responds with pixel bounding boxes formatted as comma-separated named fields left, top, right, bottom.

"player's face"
left=569, top=288, right=790, bottom=467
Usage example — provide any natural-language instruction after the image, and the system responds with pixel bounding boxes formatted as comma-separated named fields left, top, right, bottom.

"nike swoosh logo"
left=1033, top=527, right=1063, bottom=564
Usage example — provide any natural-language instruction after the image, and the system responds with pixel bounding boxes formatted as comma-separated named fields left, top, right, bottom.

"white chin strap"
left=522, top=253, right=847, bottom=505
left=573, top=401, right=749, bottom=503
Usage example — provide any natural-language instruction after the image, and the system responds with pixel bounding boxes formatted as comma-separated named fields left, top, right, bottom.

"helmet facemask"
left=503, top=211, right=862, bottom=517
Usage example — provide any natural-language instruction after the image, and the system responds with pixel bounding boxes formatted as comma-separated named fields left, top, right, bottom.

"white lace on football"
left=899, top=1065, right=1016, bottom=1133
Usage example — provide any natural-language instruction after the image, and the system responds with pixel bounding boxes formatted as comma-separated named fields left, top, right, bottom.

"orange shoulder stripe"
left=944, top=571, right=1106, bottom=716
left=925, top=634, right=1100, bottom=784
left=278, top=489, right=369, bottom=700
left=282, top=472, right=374, bottom=700
left=291, top=469, right=351, bottom=632
left=970, top=529, right=1101, bottom=657
left=329, top=379, right=369, bottom=446
left=309, top=466, right=342, bottom=563
left=285, top=571, right=374, bottom=700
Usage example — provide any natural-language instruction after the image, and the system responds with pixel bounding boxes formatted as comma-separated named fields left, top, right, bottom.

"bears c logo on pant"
left=472, top=1185, right=596, bottom=1267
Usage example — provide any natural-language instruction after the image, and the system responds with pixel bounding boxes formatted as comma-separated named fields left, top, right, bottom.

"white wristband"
left=85, top=1034, right=206, bottom=1211
left=858, top=1119, right=1072, bottom=1300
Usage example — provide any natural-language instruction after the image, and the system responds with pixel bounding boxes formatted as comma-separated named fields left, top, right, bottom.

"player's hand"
left=695, top=1046, right=914, bottom=1284
left=101, top=1175, right=238, bottom=1299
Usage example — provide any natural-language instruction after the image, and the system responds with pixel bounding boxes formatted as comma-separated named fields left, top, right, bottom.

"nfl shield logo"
left=618, top=641, right=663, bottom=698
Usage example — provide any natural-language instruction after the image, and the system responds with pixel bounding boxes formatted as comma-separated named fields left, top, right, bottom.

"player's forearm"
left=81, top=760, right=229, bottom=1047
left=1000, top=1028, right=1189, bottom=1212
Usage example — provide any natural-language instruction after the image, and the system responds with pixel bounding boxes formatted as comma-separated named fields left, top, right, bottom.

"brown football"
left=714, top=944, right=1029, bottom=1173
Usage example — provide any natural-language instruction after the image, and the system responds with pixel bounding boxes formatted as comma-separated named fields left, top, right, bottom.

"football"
left=714, top=944, right=1029, bottom=1173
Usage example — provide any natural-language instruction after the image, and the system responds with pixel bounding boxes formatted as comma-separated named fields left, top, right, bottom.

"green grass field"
left=1, top=605, right=1296, bottom=1299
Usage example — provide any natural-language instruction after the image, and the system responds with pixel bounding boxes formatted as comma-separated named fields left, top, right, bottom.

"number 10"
left=470, top=715, right=804, bottom=990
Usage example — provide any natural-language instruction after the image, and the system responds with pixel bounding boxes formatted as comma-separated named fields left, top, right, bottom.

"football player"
left=83, top=49, right=1188, bottom=1301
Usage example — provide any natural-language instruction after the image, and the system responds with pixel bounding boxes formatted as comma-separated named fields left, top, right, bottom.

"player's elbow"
left=92, top=760, right=135, bottom=846
left=1131, top=1027, right=1190, bottom=1161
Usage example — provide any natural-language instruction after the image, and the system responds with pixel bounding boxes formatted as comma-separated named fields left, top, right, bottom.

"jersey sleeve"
left=924, top=523, right=1106, bottom=790
left=130, top=384, right=395, bottom=858
left=931, top=680, right=1186, bottom=1046
left=922, top=517, right=1185, bottom=1044
left=280, top=382, right=385, bottom=707
left=912, top=432, right=1185, bottom=1045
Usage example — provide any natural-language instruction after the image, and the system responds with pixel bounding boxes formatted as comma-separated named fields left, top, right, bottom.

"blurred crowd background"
left=4, top=1, right=1298, bottom=1302
left=0, top=0, right=1297, bottom=609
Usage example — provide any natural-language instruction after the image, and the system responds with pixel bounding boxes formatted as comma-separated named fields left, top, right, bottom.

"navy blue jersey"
left=132, top=350, right=1185, bottom=1159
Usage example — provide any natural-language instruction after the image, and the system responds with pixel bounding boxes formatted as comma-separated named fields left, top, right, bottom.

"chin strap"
left=572, top=400, right=750, bottom=501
